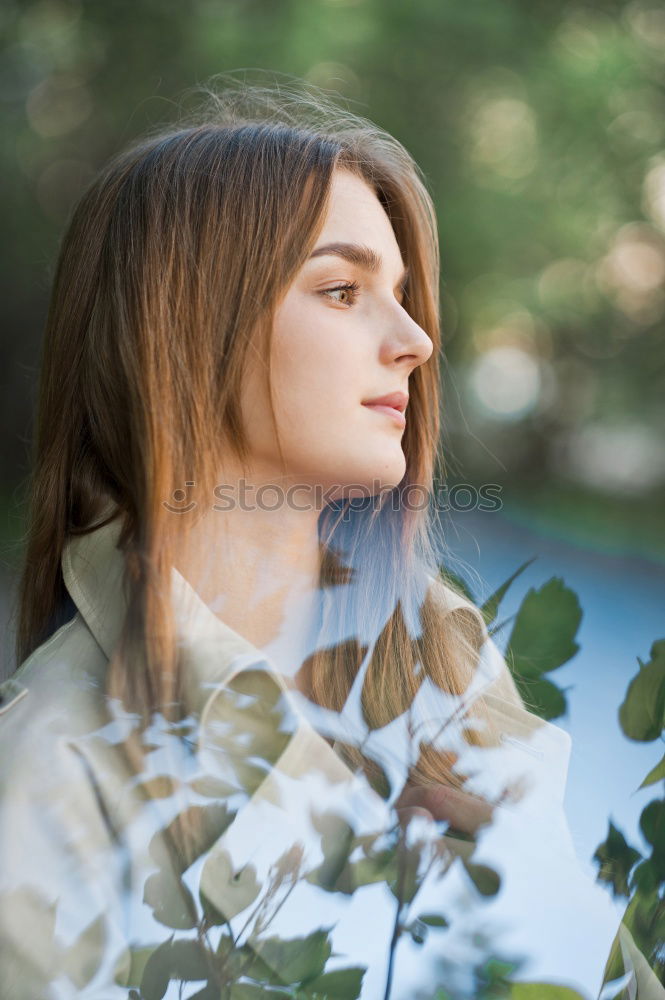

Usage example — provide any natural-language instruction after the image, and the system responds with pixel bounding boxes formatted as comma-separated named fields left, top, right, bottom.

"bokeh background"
left=1, top=0, right=665, bottom=984
left=1, top=7, right=664, bottom=636
left=3, top=0, right=665, bottom=587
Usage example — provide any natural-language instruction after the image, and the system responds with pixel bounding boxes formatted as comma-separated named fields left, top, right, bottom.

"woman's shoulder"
left=0, top=614, right=134, bottom=899
left=0, top=615, right=130, bottom=998
left=0, top=612, right=110, bottom=774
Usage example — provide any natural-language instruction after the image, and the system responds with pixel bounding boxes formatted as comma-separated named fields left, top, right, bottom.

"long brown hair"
left=16, top=75, right=523, bottom=797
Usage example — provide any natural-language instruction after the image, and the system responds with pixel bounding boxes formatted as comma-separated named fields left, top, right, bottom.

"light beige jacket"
left=0, top=513, right=660, bottom=999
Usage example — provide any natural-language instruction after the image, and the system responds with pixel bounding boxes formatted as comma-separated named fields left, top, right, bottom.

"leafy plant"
left=439, top=558, right=582, bottom=720
left=593, top=639, right=665, bottom=992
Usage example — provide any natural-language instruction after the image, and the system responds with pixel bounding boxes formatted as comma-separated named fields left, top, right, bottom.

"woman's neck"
left=173, top=489, right=323, bottom=670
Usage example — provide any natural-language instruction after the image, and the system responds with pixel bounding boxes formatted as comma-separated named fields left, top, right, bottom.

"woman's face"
left=240, top=167, right=434, bottom=503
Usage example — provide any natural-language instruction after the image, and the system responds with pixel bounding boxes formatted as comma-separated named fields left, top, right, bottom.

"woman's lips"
left=362, top=402, right=407, bottom=428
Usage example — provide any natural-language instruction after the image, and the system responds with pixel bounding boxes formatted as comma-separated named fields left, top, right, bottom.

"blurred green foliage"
left=441, top=556, right=581, bottom=720
left=593, top=637, right=665, bottom=988
left=2, top=0, right=664, bottom=547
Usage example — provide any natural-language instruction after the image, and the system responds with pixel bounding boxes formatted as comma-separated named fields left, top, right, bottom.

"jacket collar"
left=60, top=504, right=573, bottom=811
left=60, top=504, right=281, bottom=736
left=59, top=502, right=508, bottom=754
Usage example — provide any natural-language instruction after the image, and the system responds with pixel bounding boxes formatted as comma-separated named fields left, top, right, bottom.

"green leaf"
left=215, top=932, right=234, bottom=960
left=592, top=820, right=642, bottom=898
left=189, top=775, right=239, bottom=798
left=639, top=799, right=665, bottom=849
left=437, top=566, right=476, bottom=603
left=308, top=810, right=356, bottom=892
left=477, top=954, right=520, bottom=990
left=513, top=675, right=569, bottom=721
left=619, top=640, right=665, bottom=742
left=506, top=577, right=582, bottom=680
left=301, top=966, right=366, bottom=998
left=120, top=945, right=160, bottom=988
left=462, top=859, right=501, bottom=896
left=201, top=669, right=295, bottom=796
left=188, top=985, right=221, bottom=1000
left=305, top=822, right=390, bottom=896
left=365, top=758, right=392, bottom=800
left=480, top=558, right=536, bottom=628
left=305, top=860, right=356, bottom=896
left=650, top=846, right=665, bottom=882
left=618, top=887, right=665, bottom=975
left=143, top=870, right=198, bottom=930
left=136, top=775, right=179, bottom=799
left=251, top=929, right=332, bottom=986
left=200, top=849, right=261, bottom=922
left=388, top=840, right=425, bottom=906
left=630, top=858, right=659, bottom=894
left=233, top=946, right=284, bottom=988
left=149, top=802, right=236, bottom=873
left=510, top=984, right=587, bottom=999
left=350, top=847, right=398, bottom=890
left=140, top=937, right=208, bottom=1000
left=639, top=753, right=665, bottom=789
left=418, top=912, right=449, bottom=928
left=229, top=986, right=292, bottom=999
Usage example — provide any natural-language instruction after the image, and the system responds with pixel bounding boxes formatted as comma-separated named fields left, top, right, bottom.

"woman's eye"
left=320, top=281, right=360, bottom=306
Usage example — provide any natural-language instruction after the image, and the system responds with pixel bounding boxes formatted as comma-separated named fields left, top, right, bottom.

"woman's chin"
left=337, top=459, right=407, bottom=499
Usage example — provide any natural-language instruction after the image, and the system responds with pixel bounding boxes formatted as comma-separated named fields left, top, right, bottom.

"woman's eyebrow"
left=309, top=241, right=409, bottom=287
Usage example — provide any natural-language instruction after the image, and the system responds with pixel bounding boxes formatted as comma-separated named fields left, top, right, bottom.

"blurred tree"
left=2, top=0, right=664, bottom=538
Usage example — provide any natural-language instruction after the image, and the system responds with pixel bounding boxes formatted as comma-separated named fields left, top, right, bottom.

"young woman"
left=0, top=79, right=648, bottom=999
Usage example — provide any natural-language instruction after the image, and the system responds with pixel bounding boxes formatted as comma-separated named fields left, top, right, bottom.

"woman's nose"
left=380, top=307, right=434, bottom=369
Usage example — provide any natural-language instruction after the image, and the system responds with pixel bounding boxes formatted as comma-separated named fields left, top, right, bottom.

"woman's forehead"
left=309, top=169, right=406, bottom=276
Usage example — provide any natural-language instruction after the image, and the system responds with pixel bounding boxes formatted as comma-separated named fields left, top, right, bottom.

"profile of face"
left=238, top=168, right=434, bottom=503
